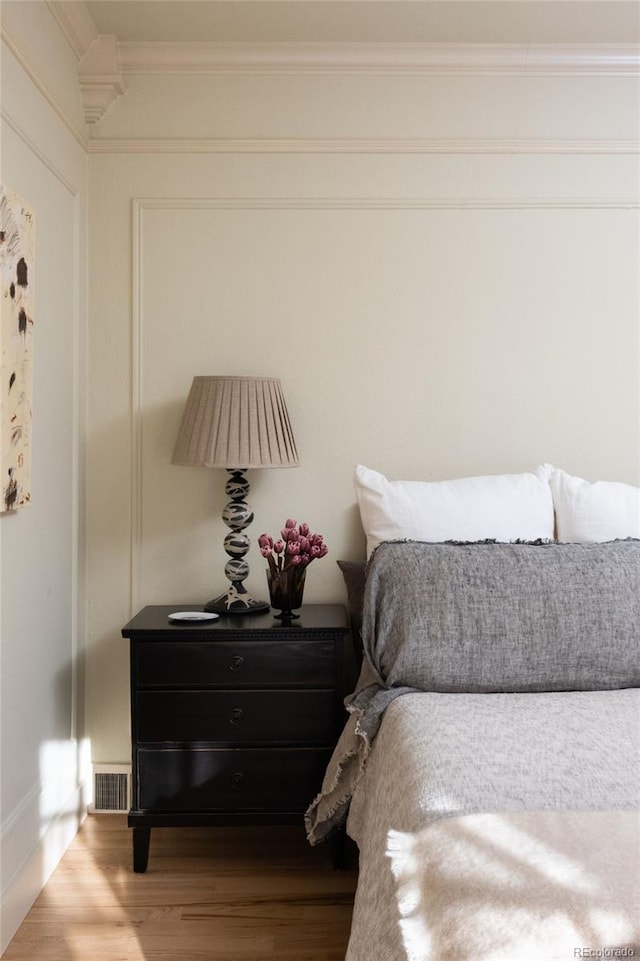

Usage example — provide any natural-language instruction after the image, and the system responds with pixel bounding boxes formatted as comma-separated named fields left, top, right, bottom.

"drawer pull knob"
left=229, top=707, right=244, bottom=725
left=229, top=655, right=244, bottom=671
left=230, top=771, right=244, bottom=788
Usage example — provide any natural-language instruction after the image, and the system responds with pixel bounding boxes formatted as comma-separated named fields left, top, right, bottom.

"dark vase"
left=266, top=568, right=306, bottom=619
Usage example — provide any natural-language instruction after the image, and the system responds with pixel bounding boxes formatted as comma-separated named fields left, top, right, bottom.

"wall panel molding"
left=130, top=199, right=145, bottom=615
left=1, top=108, right=79, bottom=196
left=0, top=98, right=87, bottom=953
left=130, top=193, right=639, bottom=610
left=133, top=197, right=640, bottom=213
left=0, top=107, right=83, bottom=749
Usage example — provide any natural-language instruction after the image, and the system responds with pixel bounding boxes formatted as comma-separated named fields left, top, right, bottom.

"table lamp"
left=172, top=375, right=299, bottom=614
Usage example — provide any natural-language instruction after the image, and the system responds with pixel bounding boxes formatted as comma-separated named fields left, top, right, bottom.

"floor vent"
left=91, top=765, right=131, bottom=813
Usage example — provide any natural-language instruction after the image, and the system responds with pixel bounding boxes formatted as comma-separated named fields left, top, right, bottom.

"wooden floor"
left=3, top=815, right=358, bottom=961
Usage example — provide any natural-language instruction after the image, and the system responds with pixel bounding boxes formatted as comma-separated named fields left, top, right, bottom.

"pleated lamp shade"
left=172, top=376, right=299, bottom=469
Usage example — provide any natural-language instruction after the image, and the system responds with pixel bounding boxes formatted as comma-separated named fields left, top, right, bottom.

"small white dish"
left=168, top=611, right=220, bottom=623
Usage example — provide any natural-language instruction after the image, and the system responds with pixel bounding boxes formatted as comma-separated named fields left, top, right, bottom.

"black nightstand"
left=121, top=603, right=350, bottom=872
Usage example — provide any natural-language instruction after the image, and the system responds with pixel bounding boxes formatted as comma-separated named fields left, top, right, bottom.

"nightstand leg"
left=331, top=826, right=347, bottom=870
left=132, top=826, right=151, bottom=873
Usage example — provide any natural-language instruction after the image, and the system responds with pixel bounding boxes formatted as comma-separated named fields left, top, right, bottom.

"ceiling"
left=84, top=1, right=640, bottom=45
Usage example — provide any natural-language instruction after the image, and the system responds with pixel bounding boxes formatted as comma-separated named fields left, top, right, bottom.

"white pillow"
left=354, top=464, right=554, bottom=556
left=549, top=467, right=640, bottom=543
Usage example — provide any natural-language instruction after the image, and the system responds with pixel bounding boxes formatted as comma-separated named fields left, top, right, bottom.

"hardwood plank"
left=2, top=815, right=357, bottom=961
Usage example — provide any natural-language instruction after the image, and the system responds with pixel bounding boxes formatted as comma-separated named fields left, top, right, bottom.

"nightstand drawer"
left=137, top=689, right=337, bottom=744
left=136, top=640, right=335, bottom=688
left=137, top=747, right=332, bottom=812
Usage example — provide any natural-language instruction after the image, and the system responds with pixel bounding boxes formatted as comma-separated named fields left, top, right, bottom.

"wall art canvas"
left=0, top=185, right=34, bottom=512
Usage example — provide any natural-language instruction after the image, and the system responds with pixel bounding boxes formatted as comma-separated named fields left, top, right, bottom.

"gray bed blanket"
left=305, top=539, right=640, bottom=843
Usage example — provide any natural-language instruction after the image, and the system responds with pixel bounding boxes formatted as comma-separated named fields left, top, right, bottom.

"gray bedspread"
left=305, top=540, right=640, bottom=844
left=345, top=689, right=640, bottom=961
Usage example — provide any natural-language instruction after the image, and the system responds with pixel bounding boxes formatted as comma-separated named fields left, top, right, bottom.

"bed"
left=305, top=465, right=640, bottom=961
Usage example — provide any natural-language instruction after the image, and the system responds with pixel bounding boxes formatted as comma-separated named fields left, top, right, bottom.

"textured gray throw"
left=363, top=538, right=640, bottom=695
left=306, top=539, right=640, bottom=844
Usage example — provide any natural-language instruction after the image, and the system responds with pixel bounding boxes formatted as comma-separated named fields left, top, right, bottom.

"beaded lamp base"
left=204, top=591, right=269, bottom=615
left=208, top=468, right=269, bottom=615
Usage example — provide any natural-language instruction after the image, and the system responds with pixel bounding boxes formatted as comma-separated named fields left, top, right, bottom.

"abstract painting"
left=0, top=185, right=34, bottom=512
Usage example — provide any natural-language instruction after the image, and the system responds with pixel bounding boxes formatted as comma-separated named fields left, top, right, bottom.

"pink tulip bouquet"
left=258, top=519, right=328, bottom=576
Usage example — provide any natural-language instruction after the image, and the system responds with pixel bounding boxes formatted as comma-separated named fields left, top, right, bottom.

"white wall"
left=87, top=60, right=639, bottom=765
left=0, top=2, right=88, bottom=951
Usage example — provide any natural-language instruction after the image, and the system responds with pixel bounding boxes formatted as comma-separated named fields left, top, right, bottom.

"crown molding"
left=40, top=4, right=125, bottom=126
left=78, top=35, right=126, bottom=125
left=2, top=4, right=121, bottom=136
left=133, top=199, right=640, bottom=214
left=45, top=0, right=98, bottom=61
left=87, top=136, right=640, bottom=156
left=118, top=41, right=640, bottom=78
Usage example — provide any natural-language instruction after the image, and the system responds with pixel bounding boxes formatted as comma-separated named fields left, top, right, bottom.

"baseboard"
left=0, top=780, right=88, bottom=954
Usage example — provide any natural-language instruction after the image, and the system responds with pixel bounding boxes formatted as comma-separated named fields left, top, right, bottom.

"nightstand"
left=121, top=603, right=350, bottom=872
